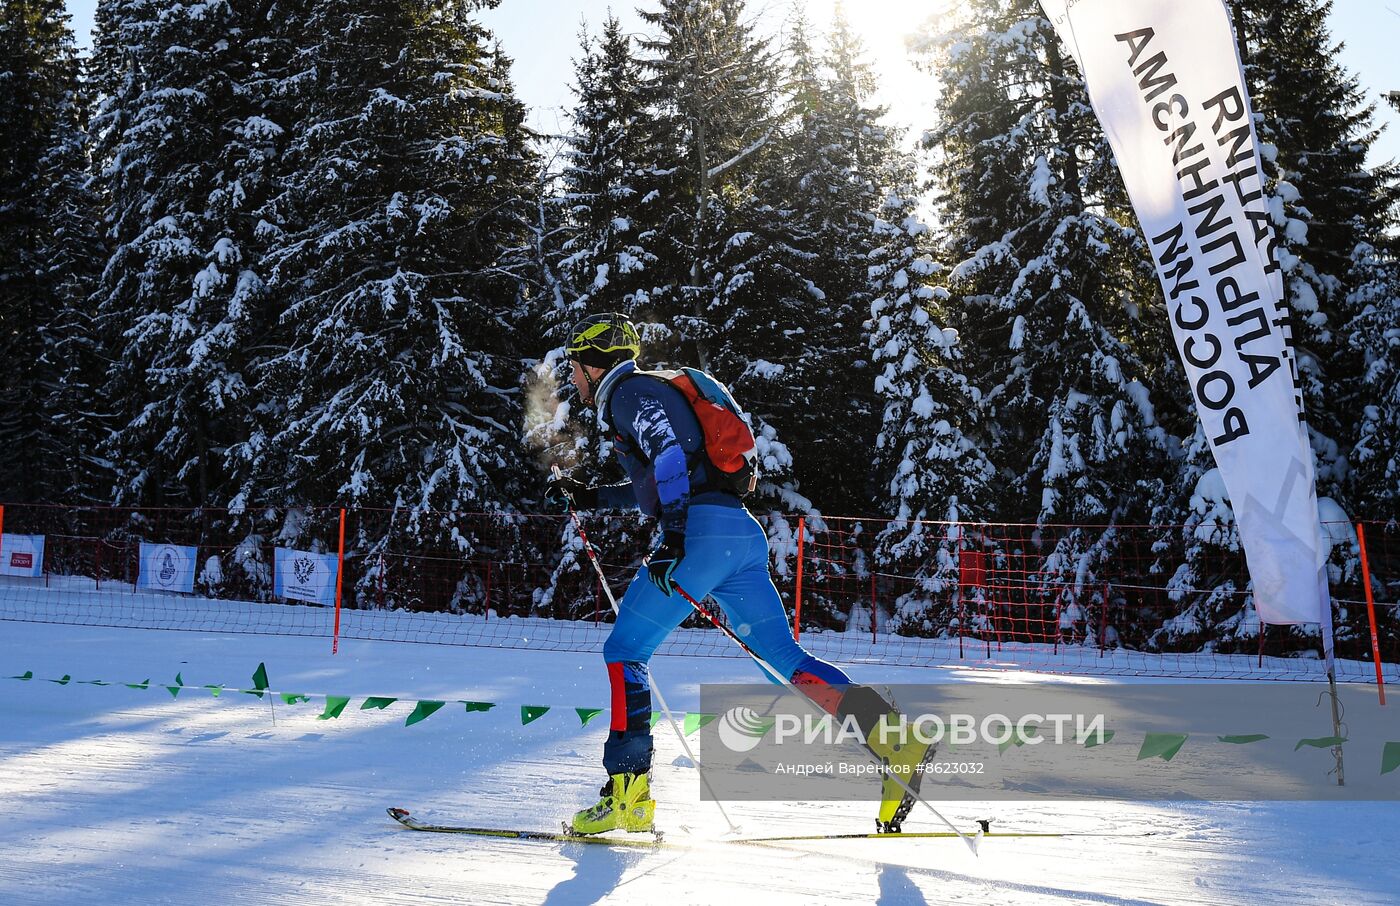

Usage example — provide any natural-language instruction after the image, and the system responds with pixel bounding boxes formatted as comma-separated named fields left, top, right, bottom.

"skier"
left=546, top=313, right=933, bottom=836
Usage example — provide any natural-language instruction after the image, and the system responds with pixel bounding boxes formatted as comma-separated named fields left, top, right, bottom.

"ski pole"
left=551, top=466, right=743, bottom=835
left=666, top=578, right=979, bottom=856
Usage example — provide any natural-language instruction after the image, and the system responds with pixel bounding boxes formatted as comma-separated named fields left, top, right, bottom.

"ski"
left=387, top=808, right=670, bottom=849
left=741, top=829, right=1158, bottom=843
left=388, top=808, right=1156, bottom=847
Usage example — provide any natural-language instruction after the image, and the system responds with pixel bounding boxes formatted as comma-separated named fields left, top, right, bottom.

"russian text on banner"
left=0, top=534, right=45, bottom=578
left=1038, top=0, right=1329, bottom=629
left=273, top=547, right=339, bottom=606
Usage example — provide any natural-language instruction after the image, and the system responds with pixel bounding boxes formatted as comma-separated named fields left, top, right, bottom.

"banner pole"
left=1327, top=666, right=1345, bottom=787
left=333, top=508, right=346, bottom=655
left=1357, top=522, right=1386, bottom=705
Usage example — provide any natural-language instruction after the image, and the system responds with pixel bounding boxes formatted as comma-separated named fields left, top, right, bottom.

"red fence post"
left=1099, top=583, right=1109, bottom=658
left=1357, top=522, right=1387, bottom=705
left=332, top=508, right=345, bottom=654
left=793, top=516, right=805, bottom=641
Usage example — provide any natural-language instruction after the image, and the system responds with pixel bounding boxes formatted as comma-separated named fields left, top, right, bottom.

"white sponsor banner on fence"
left=0, top=534, right=45, bottom=578
left=136, top=542, right=197, bottom=594
left=274, top=547, right=339, bottom=606
left=1039, top=0, right=1328, bottom=628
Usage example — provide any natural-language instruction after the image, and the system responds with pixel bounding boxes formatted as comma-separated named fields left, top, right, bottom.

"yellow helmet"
left=565, top=313, right=641, bottom=368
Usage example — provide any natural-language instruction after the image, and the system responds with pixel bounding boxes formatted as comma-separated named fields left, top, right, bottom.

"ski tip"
left=388, top=807, right=410, bottom=821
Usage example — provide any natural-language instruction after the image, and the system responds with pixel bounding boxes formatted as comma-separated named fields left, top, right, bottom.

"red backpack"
left=609, top=367, right=759, bottom=496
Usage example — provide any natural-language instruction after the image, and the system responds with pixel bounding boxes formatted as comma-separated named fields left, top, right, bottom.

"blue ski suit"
left=591, top=360, right=852, bottom=776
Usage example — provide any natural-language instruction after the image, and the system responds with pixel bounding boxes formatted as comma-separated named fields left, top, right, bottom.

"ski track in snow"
left=0, top=620, right=1395, bottom=905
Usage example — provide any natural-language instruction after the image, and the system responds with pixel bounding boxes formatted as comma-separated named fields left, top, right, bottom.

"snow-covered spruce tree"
left=549, top=14, right=656, bottom=492
left=522, top=17, right=665, bottom=619
left=557, top=15, right=659, bottom=321
left=624, top=0, right=820, bottom=571
left=34, top=51, right=105, bottom=503
left=771, top=6, right=895, bottom=517
left=766, top=7, right=997, bottom=634
left=1341, top=240, right=1399, bottom=655
left=1344, top=241, right=1399, bottom=523
left=1232, top=0, right=1399, bottom=509
left=867, top=176, right=996, bottom=638
left=89, top=0, right=286, bottom=509
left=912, top=0, right=1176, bottom=644
left=0, top=0, right=99, bottom=502
left=256, top=1, right=536, bottom=576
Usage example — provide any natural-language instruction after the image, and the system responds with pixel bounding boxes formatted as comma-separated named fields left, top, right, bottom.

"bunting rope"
left=5, top=664, right=1397, bottom=774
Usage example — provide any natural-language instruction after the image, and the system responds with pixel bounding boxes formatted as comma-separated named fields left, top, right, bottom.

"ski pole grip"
left=550, top=464, right=579, bottom=512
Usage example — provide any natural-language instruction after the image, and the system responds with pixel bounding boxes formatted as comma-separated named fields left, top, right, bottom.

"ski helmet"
left=565, top=313, right=641, bottom=369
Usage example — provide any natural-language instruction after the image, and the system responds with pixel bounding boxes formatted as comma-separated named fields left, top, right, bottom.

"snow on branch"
left=707, top=127, right=774, bottom=181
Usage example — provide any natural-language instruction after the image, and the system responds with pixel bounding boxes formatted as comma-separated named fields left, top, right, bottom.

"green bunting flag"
left=80, top=679, right=111, bottom=686
left=406, top=700, right=446, bottom=726
left=1137, top=733, right=1188, bottom=762
left=280, top=693, right=311, bottom=705
left=521, top=706, right=550, bottom=725
left=999, top=723, right=1039, bottom=754
left=126, top=679, right=150, bottom=690
left=683, top=713, right=716, bottom=736
left=1382, top=742, right=1400, bottom=776
left=576, top=708, right=605, bottom=727
left=650, top=713, right=663, bottom=729
left=1080, top=728, right=1115, bottom=747
left=165, top=672, right=184, bottom=699
left=10, top=671, right=32, bottom=680
left=1218, top=734, right=1270, bottom=744
left=1294, top=736, right=1347, bottom=751
left=203, top=685, right=223, bottom=697
left=361, top=697, right=397, bottom=710
left=51, top=675, right=72, bottom=686
left=318, top=696, right=351, bottom=720
left=463, top=701, right=495, bottom=713
left=248, top=663, right=270, bottom=699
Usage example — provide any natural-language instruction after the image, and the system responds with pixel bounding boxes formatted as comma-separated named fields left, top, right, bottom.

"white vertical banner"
left=136, top=543, right=198, bottom=594
left=274, top=547, right=339, bottom=606
left=0, top=534, right=45, bottom=578
left=1038, top=0, right=1330, bottom=631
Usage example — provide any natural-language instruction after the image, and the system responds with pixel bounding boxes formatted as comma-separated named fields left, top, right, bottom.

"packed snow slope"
left=1, top=619, right=1395, bottom=905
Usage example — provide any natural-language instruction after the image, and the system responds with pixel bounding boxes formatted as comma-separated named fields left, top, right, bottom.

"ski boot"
left=828, top=685, right=939, bottom=833
left=867, top=711, right=938, bottom=833
left=568, top=772, right=656, bottom=836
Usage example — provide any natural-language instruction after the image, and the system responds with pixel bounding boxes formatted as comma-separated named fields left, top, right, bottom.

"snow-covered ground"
left=2, top=616, right=1397, bottom=905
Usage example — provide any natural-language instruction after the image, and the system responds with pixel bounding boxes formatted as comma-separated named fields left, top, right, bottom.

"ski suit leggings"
left=602, top=504, right=851, bottom=775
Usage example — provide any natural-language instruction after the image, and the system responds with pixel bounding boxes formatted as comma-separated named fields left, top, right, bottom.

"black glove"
left=646, top=531, right=685, bottom=596
left=545, top=474, right=598, bottom=512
